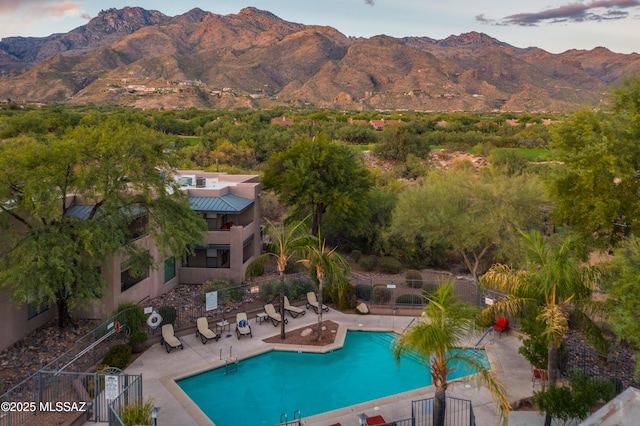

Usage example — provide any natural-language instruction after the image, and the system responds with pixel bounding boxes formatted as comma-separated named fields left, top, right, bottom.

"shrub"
left=359, top=255, right=377, bottom=271
left=421, top=282, right=437, bottom=296
left=102, top=344, right=132, bottom=370
left=350, top=250, right=363, bottom=262
left=355, top=284, right=372, bottom=301
left=372, top=285, right=392, bottom=304
left=119, top=399, right=155, bottom=426
left=379, top=256, right=402, bottom=274
left=203, top=279, right=245, bottom=304
left=396, top=294, right=423, bottom=305
left=258, top=279, right=280, bottom=302
left=405, top=269, right=423, bottom=288
left=157, top=306, right=177, bottom=327
left=129, top=331, right=148, bottom=344
left=115, top=302, right=145, bottom=334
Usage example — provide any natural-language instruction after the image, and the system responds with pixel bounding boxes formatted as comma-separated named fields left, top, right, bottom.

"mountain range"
left=1, top=6, right=639, bottom=112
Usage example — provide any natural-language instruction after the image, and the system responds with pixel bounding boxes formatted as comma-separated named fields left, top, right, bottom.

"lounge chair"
left=235, top=312, right=252, bottom=339
left=160, top=324, right=183, bottom=353
left=493, top=316, right=510, bottom=338
left=284, top=296, right=306, bottom=318
left=264, top=303, right=288, bottom=327
left=195, top=317, right=220, bottom=344
left=306, top=292, right=329, bottom=314
left=366, top=414, right=391, bottom=426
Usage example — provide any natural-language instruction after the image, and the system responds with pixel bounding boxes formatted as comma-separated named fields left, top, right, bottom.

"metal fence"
left=351, top=274, right=478, bottom=308
left=412, top=396, right=475, bottom=426
left=107, top=374, right=144, bottom=426
left=0, top=311, right=134, bottom=426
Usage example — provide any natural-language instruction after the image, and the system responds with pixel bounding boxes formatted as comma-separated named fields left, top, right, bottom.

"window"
left=182, top=244, right=230, bottom=269
left=121, top=254, right=149, bottom=292
left=27, top=299, right=48, bottom=320
left=164, top=257, right=176, bottom=283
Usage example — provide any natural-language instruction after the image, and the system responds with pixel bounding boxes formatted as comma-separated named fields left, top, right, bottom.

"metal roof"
left=189, top=194, right=253, bottom=213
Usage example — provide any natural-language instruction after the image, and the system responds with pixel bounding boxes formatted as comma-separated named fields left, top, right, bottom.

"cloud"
left=364, top=0, right=375, bottom=5
left=0, top=0, right=83, bottom=17
left=480, top=0, right=640, bottom=26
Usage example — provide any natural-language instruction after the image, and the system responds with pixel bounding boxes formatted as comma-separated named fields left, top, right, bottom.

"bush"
left=157, top=306, right=177, bottom=327
left=421, top=282, right=437, bottom=296
left=359, top=255, right=377, bottom=271
left=129, top=331, right=148, bottom=344
left=102, top=344, right=132, bottom=370
left=355, top=284, right=372, bottom=301
left=119, top=399, right=155, bottom=426
left=351, top=250, right=363, bottom=262
left=372, top=285, right=392, bottom=304
left=115, top=302, right=145, bottom=334
left=396, top=294, right=423, bottom=305
left=405, top=269, right=423, bottom=288
left=379, top=256, right=402, bottom=274
left=258, top=279, right=280, bottom=302
left=203, top=279, right=245, bottom=304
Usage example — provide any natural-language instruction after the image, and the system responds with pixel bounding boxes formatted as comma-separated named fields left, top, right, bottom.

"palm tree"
left=298, top=236, right=349, bottom=341
left=246, top=217, right=315, bottom=339
left=393, top=282, right=510, bottom=426
left=481, top=229, right=606, bottom=426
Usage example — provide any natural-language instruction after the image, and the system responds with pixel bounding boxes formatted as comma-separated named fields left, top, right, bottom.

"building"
left=0, top=171, right=261, bottom=351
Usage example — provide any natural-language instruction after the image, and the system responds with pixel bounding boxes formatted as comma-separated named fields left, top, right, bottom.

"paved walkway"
left=117, top=309, right=538, bottom=426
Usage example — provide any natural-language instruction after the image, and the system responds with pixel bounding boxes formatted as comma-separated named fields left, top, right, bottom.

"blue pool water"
left=177, top=331, right=487, bottom=426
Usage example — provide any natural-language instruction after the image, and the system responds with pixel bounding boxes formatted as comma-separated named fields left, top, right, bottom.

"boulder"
left=300, top=328, right=313, bottom=337
left=356, top=302, right=369, bottom=314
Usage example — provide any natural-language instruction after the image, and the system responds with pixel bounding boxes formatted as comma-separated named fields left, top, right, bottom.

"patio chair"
left=264, top=303, right=288, bottom=327
left=284, top=296, right=306, bottom=318
left=306, top=291, right=329, bottom=314
left=160, top=324, right=184, bottom=353
left=195, top=317, right=220, bottom=344
left=492, top=316, right=510, bottom=339
left=235, top=312, right=252, bottom=339
left=532, top=366, right=548, bottom=387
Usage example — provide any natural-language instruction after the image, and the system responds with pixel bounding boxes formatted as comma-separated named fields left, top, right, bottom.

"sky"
left=0, top=0, right=639, bottom=54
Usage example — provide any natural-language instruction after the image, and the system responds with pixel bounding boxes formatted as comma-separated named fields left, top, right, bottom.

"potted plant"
left=129, top=331, right=148, bottom=354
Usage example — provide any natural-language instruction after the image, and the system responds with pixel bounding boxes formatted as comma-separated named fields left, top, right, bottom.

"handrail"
left=474, top=327, right=493, bottom=349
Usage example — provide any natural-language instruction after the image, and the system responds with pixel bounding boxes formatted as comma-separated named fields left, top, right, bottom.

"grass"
left=177, top=136, right=200, bottom=146
left=493, top=147, right=553, bottom=161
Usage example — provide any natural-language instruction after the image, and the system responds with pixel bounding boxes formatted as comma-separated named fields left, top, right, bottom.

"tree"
left=263, top=134, right=373, bottom=235
left=393, top=282, right=510, bottom=426
left=600, top=236, right=640, bottom=378
left=246, top=217, right=316, bottom=339
left=390, top=169, right=546, bottom=281
left=481, top=230, right=606, bottom=426
left=0, top=116, right=206, bottom=328
left=298, top=236, right=349, bottom=341
left=547, top=77, right=640, bottom=248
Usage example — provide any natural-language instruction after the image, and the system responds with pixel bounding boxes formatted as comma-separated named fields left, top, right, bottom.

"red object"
left=493, top=316, right=509, bottom=332
left=366, top=415, right=387, bottom=425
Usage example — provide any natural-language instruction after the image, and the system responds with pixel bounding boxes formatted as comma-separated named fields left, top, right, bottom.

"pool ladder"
left=221, top=346, right=238, bottom=374
left=278, top=409, right=301, bottom=426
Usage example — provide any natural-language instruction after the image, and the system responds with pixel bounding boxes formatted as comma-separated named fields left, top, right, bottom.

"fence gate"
left=412, top=396, right=475, bottom=426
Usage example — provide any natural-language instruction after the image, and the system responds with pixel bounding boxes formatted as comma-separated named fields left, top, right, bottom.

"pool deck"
left=113, top=308, right=538, bottom=426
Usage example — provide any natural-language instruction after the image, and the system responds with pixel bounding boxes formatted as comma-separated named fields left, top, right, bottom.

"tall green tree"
left=298, top=236, right=349, bottom=341
left=390, top=169, right=546, bottom=280
left=481, top=230, right=606, bottom=426
left=547, top=77, right=640, bottom=248
left=0, top=117, right=206, bottom=327
left=263, top=134, right=373, bottom=235
left=393, top=282, right=510, bottom=426
left=600, top=236, right=640, bottom=378
left=246, top=217, right=316, bottom=339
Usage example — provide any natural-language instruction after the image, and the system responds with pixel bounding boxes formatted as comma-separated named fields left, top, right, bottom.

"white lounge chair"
left=161, top=324, right=183, bottom=353
left=235, top=312, right=252, bottom=339
left=306, top=292, right=329, bottom=314
left=264, top=303, right=288, bottom=327
left=195, top=317, right=220, bottom=344
left=284, top=296, right=306, bottom=318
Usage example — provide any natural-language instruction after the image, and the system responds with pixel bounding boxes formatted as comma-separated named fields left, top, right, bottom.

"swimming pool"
left=177, top=331, right=487, bottom=425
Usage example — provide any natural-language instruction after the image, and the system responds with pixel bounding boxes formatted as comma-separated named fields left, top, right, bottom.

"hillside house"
left=369, top=119, right=403, bottom=131
left=271, top=116, right=294, bottom=126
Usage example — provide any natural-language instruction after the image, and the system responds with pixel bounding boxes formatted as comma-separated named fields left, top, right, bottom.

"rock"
left=356, top=302, right=369, bottom=314
left=300, top=328, right=312, bottom=337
